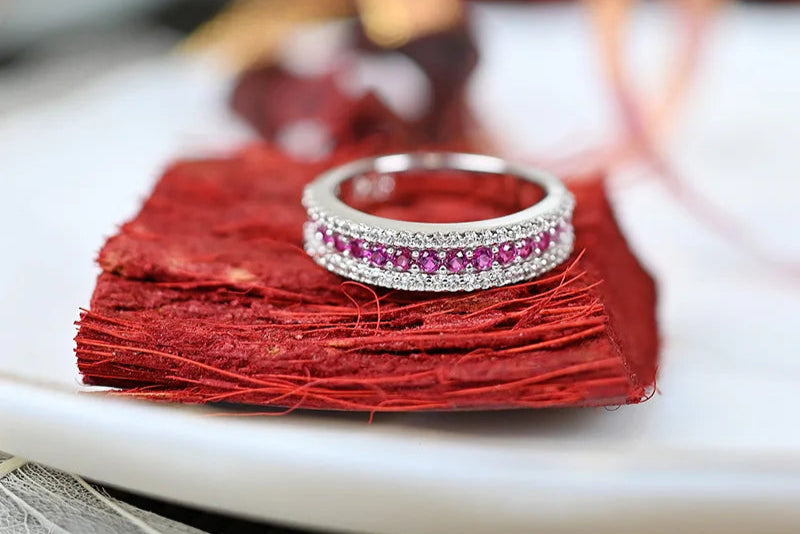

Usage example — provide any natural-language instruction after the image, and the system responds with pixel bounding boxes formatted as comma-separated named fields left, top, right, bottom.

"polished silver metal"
left=302, top=152, right=575, bottom=292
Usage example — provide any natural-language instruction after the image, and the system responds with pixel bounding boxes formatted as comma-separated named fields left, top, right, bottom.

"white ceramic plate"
left=1, top=5, right=799, bottom=533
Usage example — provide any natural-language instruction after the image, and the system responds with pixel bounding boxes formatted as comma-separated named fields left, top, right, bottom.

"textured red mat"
left=75, top=144, right=657, bottom=413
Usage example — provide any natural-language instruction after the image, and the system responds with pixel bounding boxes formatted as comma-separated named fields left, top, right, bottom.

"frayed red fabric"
left=75, top=144, right=658, bottom=412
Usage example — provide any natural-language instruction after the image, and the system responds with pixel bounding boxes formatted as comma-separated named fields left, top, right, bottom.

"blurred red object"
left=231, top=68, right=414, bottom=151
left=354, top=18, right=479, bottom=143
left=231, top=14, right=481, bottom=152
left=75, top=144, right=658, bottom=414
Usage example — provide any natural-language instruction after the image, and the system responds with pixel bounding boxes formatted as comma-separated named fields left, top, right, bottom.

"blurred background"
left=2, top=0, right=800, bottom=532
left=2, top=0, right=798, bottom=242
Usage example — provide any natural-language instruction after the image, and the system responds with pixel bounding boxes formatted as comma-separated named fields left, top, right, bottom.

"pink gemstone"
left=497, top=242, right=517, bottom=265
left=419, top=249, right=441, bottom=274
left=319, top=226, right=334, bottom=246
left=538, top=231, right=551, bottom=251
left=472, top=246, right=493, bottom=271
left=445, top=249, right=466, bottom=273
left=394, top=248, right=412, bottom=271
left=371, top=245, right=389, bottom=267
left=518, top=238, right=534, bottom=259
left=350, top=239, right=370, bottom=260
left=334, top=234, right=349, bottom=252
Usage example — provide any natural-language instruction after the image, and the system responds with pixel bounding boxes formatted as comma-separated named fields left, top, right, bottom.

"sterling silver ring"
left=302, top=152, right=575, bottom=292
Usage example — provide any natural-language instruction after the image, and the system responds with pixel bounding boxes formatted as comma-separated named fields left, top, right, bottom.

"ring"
left=302, top=152, right=575, bottom=292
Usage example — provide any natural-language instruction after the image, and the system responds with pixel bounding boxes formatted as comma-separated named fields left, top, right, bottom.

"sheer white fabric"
left=0, top=454, right=206, bottom=534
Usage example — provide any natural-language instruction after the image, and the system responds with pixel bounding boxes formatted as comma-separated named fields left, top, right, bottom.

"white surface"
left=1, top=4, right=800, bottom=533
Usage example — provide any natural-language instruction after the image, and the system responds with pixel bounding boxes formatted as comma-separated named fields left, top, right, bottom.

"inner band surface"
left=306, top=153, right=565, bottom=235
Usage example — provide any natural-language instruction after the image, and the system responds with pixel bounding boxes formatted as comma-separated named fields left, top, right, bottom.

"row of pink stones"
left=316, top=222, right=571, bottom=275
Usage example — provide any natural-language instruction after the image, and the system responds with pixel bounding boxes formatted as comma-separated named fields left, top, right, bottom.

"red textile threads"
left=75, top=144, right=658, bottom=413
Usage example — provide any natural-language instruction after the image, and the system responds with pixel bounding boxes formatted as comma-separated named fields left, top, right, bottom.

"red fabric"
left=75, top=144, right=658, bottom=413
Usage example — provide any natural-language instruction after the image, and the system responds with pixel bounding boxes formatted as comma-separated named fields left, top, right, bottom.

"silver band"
left=302, top=152, right=575, bottom=292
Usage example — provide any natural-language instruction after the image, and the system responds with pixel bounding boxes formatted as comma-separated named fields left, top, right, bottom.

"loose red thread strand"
left=587, top=0, right=799, bottom=282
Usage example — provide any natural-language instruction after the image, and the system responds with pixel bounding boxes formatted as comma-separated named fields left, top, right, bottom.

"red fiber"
left=75, top=144, right=658, bottom=412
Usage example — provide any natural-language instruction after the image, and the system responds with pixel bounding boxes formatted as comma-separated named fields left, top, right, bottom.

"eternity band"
left=302, top=152, right=575, bottom=292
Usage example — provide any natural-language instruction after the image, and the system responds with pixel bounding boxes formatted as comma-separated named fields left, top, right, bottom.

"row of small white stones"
left=306, top=230, right=574, bottom=292
left=302, top=194, right=575, bottom=249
